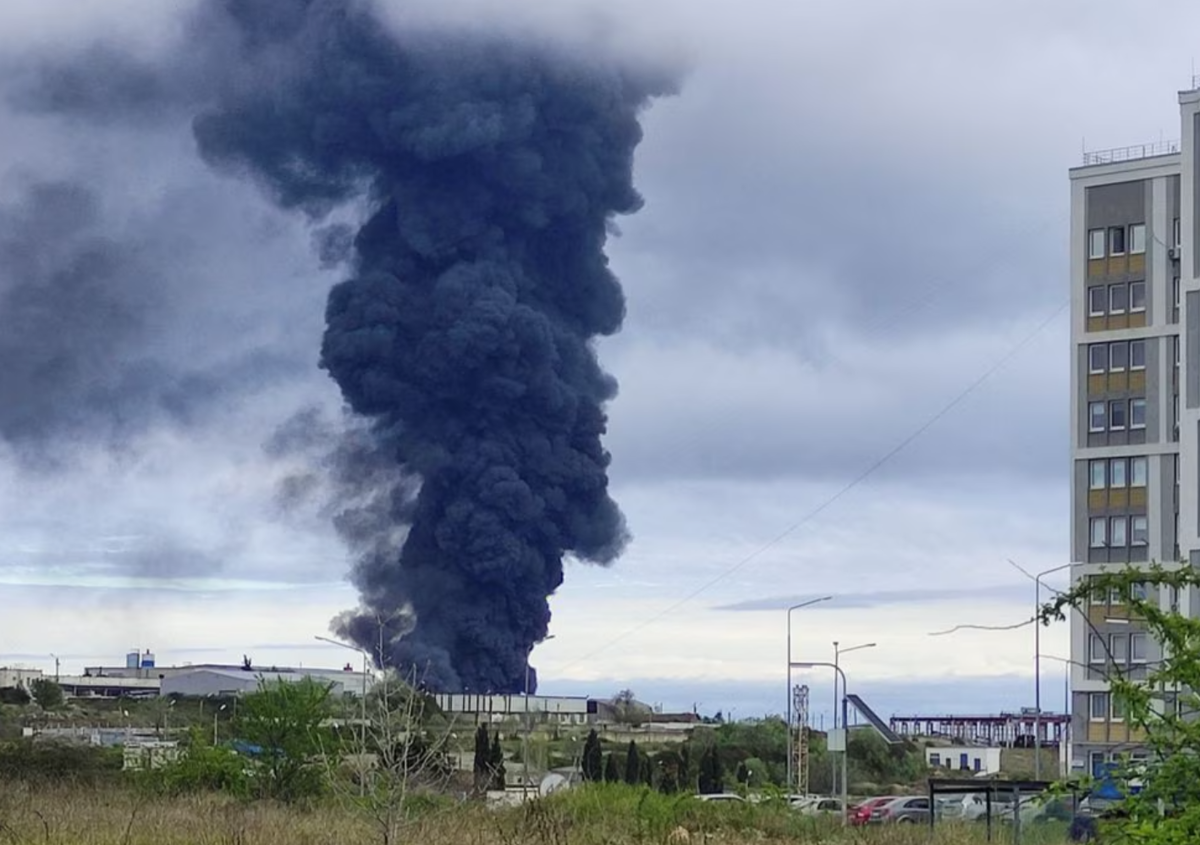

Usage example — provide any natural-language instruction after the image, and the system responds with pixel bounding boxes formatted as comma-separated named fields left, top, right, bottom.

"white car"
left=796, top=798, right=843, bottom=816
left=695, top=793, right=745, bottom=803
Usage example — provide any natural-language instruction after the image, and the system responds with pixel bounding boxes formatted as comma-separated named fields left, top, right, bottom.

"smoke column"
left=186, top=0, right=671, bottom=691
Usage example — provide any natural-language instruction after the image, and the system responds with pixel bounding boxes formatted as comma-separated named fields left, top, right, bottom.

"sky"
left=0, top=0, right=1196, bottom=724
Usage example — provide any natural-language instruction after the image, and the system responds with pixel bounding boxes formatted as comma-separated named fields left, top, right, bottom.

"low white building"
left=161, top=667, right=374, bottom=698
left=926, top=746, right=1002, bottom=776
left=433, top=693, right=593, bottom=725
left=0, top=667, right=44, bottom=690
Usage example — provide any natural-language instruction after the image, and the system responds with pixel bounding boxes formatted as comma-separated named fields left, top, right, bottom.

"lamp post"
left=1038, top=653, right=1073, bottom=778
left=315, top=634, right=371, bottom=794
left=213, top=703, right=227, bottom=745
left=1032, top=563, right=1070, bottom=780
left=832, top=642, right=875, bottom=797
left=785, top=597, right=832, bottom=796
left=790, top=660, right=849, bottom=825
left=524, top=634, right=555, bottom=791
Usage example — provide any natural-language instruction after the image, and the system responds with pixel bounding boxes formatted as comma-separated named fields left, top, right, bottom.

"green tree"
left=639, top=754, right=653, bottom=787
left=0, top=687, right=30, bottom=706
left=741, top=756, right=767, bottom=788
left=488, top=732, right=506, bottom=790
left=624, top=740, right=640, bottom=785
left=29, top=678, right=63, bottom=710
left=473, top=724, right=490, bottom=792
left=604, top=752, right=620, bottom=782
left=581, top=729, right=602, bottom=782
left=150, top=727, right=250, bottom=797
left=1041, top=564, right=1200, bottom=842
left=655, top=749, right=684, bottom=794
left=735, top=761, right=749, bottom=785
left=235, top=676, right=333, bottom=802
left=697, top=746, right=724, bottom=794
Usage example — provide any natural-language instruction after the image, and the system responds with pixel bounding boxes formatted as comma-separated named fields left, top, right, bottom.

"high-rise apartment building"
left=1067, top=87, right=1200, bottom=777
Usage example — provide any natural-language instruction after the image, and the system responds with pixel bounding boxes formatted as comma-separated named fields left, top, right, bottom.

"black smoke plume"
left=16, top=0, right=674, bottom=692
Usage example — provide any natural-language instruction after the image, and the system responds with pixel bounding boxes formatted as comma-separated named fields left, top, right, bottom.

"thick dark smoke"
left=187, top=0, right=670, bottom=692
left=15, top=0, right=673, bottom=692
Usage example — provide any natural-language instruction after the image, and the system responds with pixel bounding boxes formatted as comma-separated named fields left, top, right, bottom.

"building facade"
left=1067, top=86, right=1200, bottom=777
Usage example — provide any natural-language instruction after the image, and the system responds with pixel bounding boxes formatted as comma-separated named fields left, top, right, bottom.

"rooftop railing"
left=1082, top=140, right=1180, bottom=167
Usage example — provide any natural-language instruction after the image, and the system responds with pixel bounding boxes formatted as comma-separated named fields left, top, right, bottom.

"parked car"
left=695, top=793, right=745, bottom=804
left=850, top=796, right=899, bottom=826
left=871, top=796, right=932, bottom=824
left=796, top=798, right=843, bottom=816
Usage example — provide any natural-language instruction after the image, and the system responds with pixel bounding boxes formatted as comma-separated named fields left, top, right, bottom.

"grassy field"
left=0, top=783, right=1073, bottom=845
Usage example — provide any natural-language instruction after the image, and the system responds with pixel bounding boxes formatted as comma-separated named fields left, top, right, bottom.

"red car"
left=850, top=796, right=898, bottom=826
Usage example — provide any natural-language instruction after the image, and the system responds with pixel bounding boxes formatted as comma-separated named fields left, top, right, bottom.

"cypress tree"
left=623, top=740, right=640, bottom=785
left=604, top=752, right=620, bottom=783
left=582, top=729, right=603, bottom=781
left=489, top=732, right=506, bottom=790
left=473, top=724, right=490, bottom=790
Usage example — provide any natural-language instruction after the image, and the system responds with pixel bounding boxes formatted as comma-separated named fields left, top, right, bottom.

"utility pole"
left=785, top=597, right=831, bottom=795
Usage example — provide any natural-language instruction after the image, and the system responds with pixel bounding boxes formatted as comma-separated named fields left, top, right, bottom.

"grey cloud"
left=603, top=314, right=1067, bottom=485
left=713, top=584, right=1033, bottom=612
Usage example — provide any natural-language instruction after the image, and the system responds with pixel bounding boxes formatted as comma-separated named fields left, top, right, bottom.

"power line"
left=554, top=298, right=1070, bottom=672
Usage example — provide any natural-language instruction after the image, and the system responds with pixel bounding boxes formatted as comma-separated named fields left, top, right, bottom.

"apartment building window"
left=1130, top=398, right=1147, bottom=429
left=1131, top=515, right=1149, bottom=546
left=1089, top=401, right=1106, bottom=432
left=1110, top=516, right=1128, bottom=546
left=1110, top=226, right=1127, bottom=255
left=1109, top=341, right=1129, bottom=371
left=1130, top=581, right=1148, bottom=602
left=1089, top=286, right=1106, bottom=316
left=1090, top=460, right=1107, bottom=489
left=1090, top=517, right=1107, bottom=547
left=1131, top=632, right=1147, bottom=663
left=1089, top=633, right=1105, bottom=662
left=1090, top=692, right=1109, bottom=720
left=1130, top=281, right=1146, bottom=312
left=1110, top=458, right=1127, bottom=487
left=1129, top=223, right=1146, bottom=255
left=1089, top=339, right=1145, bottom=372
left=1130, top=339, right=1146, bottom=369
left=1130, top=456, right=1148, bottom=487
left=1109, top=284, right=1128, bottom=314
left=1110, top=632, right=1129, bottom=662
left=1111, top=695, right=1127, bottom=722
left=1089, top=229, right=1107, bottom=259
left=1175, top=277, right=1182, bottom=310
left=1109, top=400, right=1127, bottom=430
left=1175, top=217, right=1182, bottom=248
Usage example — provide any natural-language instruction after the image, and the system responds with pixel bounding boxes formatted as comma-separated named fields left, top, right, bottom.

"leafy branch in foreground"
left=1039, top=563, right=1200, bottom=843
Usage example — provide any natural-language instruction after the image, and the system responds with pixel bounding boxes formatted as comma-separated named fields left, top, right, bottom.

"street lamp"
left=1030, top=563, right=1070, bottom=780
left=790, top=660, right=849, bottom=825
left=1038, top=653, right=1072, bottom=778
left=315, top=634, right=371, bottom=794
left=832, top=642, right=875, bottom=796
left=213, top=703, right=227, bottom=745
left=524, top=634, right=555, bottom=791
left=785, top=596, right=833, bottom=795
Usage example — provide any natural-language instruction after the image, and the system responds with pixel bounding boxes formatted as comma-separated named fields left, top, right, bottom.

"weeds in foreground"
left=0, top=782, right=1070, bottom=845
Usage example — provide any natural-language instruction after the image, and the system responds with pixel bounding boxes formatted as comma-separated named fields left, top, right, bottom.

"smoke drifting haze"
left=7, top=0, right=677, bottom=692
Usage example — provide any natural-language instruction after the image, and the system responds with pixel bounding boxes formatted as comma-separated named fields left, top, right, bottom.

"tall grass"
left=0, top=782, right=1070, bottom=844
